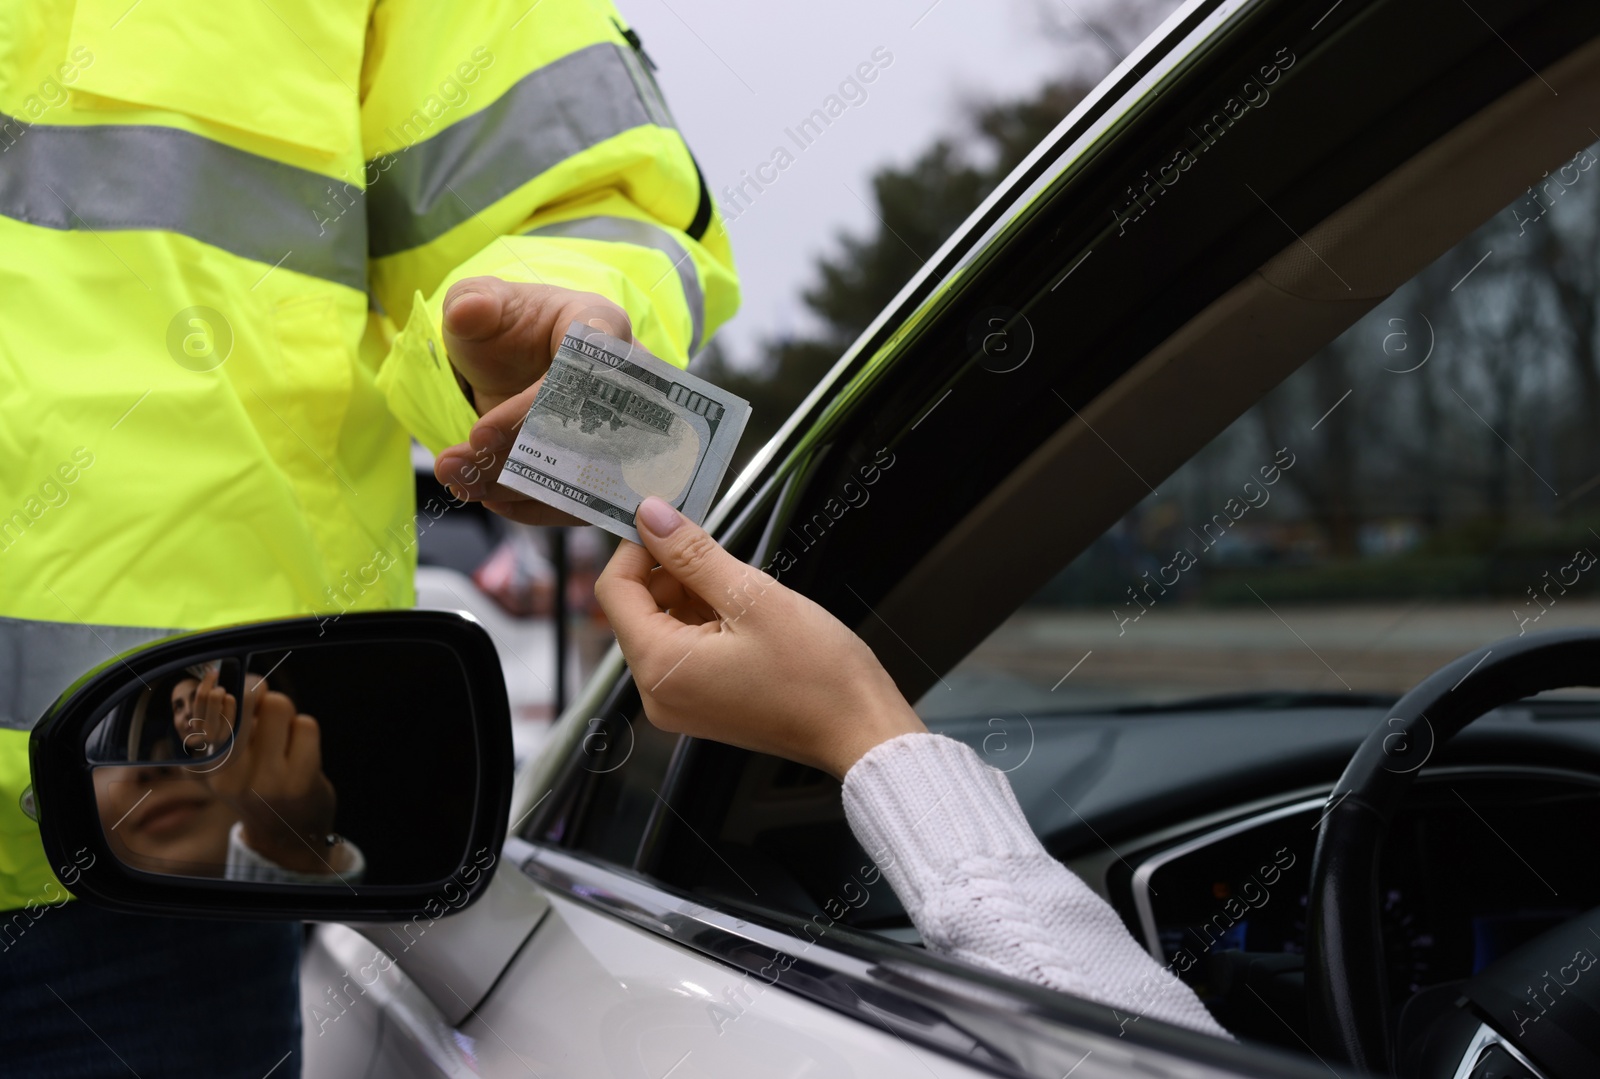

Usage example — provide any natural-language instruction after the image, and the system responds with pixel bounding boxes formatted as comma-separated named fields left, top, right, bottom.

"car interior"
left=523, top=1, right=1600, bottom=1076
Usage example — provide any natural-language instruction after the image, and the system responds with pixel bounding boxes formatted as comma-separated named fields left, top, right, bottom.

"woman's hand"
left=594, top=497, right=927, bottom=780
left=171, top=666, right=234, bottom=762
left=207, top=675, right=341, bottom=874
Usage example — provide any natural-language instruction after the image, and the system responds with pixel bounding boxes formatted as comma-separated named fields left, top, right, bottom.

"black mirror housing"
left=29, top=611, right=513, bottom=922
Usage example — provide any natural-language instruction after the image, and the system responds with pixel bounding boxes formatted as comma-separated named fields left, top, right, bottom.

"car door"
left=437, top=682, right=1298, bottom=1079
left=307, top=0, right=1600, bottom=1074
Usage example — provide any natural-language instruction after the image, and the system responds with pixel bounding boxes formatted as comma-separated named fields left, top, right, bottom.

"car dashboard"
left=693, top=698, right=1600, bottom=1059
left=1097, top=768, right=1600, bottom=1046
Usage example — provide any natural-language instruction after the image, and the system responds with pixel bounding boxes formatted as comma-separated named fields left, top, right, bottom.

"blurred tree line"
left=689, top=0, right=1175, bottom=473
left=695, top=78, right=1096, bottom=476
left=1253, top=163, right=1600, bottom=554
left=1052, top=151, right=1600, bottom=606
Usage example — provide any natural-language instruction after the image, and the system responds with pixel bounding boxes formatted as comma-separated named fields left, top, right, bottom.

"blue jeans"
left=0, top=900, right=302, bottom=1078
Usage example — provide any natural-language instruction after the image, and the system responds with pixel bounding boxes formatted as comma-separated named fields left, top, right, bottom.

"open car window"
left=595, top=137, right=1600, bottom=960
left=611, top=121, right=1600, bottom=989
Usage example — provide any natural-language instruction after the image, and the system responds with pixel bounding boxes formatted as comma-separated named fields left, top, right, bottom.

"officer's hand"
left=433, top=277, right=631, bottom=526
left=594, top=498, right=928, bottom=780
left=210, top=676, right=343, bottom=875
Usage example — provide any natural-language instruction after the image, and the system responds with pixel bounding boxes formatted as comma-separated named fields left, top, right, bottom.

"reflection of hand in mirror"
left=207, top=674, right=353, bottom=877
left=168, top=666, right=235, bottom=761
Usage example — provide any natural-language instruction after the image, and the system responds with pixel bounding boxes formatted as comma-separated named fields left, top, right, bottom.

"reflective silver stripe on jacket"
left=616, top=42, right=677, bottom=131
left=525, top=215, right=705, bottom=356
left=0, top=117, right=367, bottom=292
left=0, top=617, right=179, bottom=732
left=367, top=43, right=667, bottom=258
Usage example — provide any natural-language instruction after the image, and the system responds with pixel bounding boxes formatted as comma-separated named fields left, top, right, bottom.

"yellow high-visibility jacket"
left=0, top=0, right=739, bottom=911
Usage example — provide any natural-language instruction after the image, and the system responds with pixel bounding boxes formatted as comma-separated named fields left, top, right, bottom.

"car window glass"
left=553, top=709, right=681, bottom=868
left=919, top=136, right=1600, bottom=722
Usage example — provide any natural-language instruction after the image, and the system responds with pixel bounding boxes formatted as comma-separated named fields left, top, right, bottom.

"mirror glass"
left=89, top=641, right=478, bottom=886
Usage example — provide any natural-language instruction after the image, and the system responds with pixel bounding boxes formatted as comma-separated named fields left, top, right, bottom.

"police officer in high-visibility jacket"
left=0, top=0, right=737, bottom=1073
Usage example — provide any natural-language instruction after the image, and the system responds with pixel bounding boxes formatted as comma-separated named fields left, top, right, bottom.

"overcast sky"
left=628, top=0, right=1160, bottom=368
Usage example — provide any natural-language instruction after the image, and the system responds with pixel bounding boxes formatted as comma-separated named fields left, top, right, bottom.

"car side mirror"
left=29, top=611, right=512, bottom=921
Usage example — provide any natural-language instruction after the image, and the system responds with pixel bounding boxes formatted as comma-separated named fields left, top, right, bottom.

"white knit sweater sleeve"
left=840, top=732, right=1232, bottom=1040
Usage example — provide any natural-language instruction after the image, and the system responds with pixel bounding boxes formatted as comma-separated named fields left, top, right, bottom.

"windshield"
left=919, top=136, right=1600, bottom=722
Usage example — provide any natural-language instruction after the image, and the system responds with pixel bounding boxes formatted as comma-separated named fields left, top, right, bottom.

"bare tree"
left=1529, top=171, right=1600, bottom=493
left=1032, top=0, right=1184, bottom=69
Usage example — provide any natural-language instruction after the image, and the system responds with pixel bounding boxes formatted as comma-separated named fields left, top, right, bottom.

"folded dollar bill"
left=496, top=323, right=752, bottom=543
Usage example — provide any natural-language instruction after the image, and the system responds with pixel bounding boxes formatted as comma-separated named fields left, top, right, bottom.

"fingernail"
left=637, top=497, right=681, bottom=537
left=443, top=288, right=482, bottom=317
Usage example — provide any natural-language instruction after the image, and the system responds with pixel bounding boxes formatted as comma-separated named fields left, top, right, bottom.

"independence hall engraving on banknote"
left=541, top=358, right=678, bottom=436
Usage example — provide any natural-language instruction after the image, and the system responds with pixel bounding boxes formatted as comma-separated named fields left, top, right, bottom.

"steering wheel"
left=1307, top=628, right=1600, bottom=1078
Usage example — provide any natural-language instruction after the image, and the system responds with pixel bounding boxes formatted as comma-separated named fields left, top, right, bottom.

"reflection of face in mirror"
left=169, top=674, right=205, bottom=756
left=94, top=667, right=364, bottom=883
left=92, top=758, right=236, bottom=870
